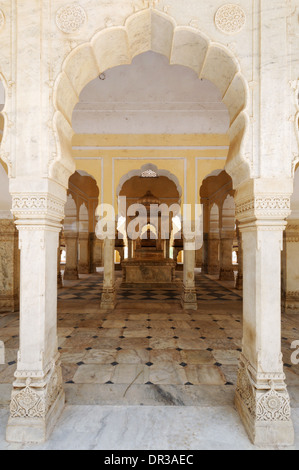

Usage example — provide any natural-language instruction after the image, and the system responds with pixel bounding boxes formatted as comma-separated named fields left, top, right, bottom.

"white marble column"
left=100, top=237, right=116, bottom=310
left=219, top=231, right=235, bottom=281
left=6, top=190, right=66, bottom=443
left=281, top=222, right=299, bottom=313
left=63, top=232, right=79, bottom=280
left=235, top=183, right=294, bottom=446
left=78, top=233, right=90, bottom=274
left=90, top=233, right=103, bottom=272
left=181, top=230, right=197, bottom=310
left=0, top=219, right=19, bottom=312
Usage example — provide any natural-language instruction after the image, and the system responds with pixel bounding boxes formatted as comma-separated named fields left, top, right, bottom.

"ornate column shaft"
left=235, top=181, right=294, bottom=446
left=181, top=228, right=197, bottom=310
left=101, top=236, right=116, bottom=310
left=0, top=219, right=20, bottom=312
left=6, top=189, right=66, bottom=443
left=63, top=232, right=79, bottom=280
left=219, top=230, right=235, bottom=281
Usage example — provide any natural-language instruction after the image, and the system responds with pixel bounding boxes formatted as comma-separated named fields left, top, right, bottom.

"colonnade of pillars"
left=61, top=231, right=103, bottom=281
left=0, top=178, right=296, bottom=446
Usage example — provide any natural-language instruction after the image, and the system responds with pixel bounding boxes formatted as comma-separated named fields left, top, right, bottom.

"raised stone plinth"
left=122, top=259, right=176, bottom=284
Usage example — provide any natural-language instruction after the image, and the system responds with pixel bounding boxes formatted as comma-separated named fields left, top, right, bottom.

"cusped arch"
left=52, top=8, right=251, bottom=188
left=116, top=163, right=183, bottom=200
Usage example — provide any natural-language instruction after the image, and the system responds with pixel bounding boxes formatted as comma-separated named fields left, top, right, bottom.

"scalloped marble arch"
left=116, top=163, right=182, bottom=201
left=51, top=8, right=251, bottom=188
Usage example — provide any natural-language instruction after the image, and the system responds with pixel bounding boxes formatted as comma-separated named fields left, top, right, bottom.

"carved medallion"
left=56, top=4, right=87, bottom=34
left=215, top=4, right=246, bottom=35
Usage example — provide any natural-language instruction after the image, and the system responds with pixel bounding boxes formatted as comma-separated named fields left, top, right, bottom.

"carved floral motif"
left=236, top=356, right=292, bottom=423
left=56, top=4, right=87, bottom=34
left=10, top=361, right=63, bottom=420
left=215, top=4, right=246, bottom=35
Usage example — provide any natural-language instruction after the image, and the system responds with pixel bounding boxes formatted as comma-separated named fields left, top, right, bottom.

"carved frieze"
left=236, top=196, right=291, bottom=221
left=12, top=194, right=65, bottom=222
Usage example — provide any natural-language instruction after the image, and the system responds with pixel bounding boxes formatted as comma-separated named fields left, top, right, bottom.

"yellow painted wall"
left=72, top=134, right=228, bottom=210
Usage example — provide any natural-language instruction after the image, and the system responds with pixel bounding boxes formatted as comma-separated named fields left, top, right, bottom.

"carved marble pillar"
left=0, top=219, right=20, bottom=312
left=6, top=190, right=66, bottom=443
left=207, top=235, right=220, bottom=275
left=235, top=183, right=294, bottom=446
left=181, top=230, right=197, bottom=310
left=236, top=226, right=243, bottom=290
left=281, top=222, right=299, bottom=313
left=78, top=233, right=90, bottom=274
left=63, top=232, right=79, bottom=280
left=101, top=237, right=116, bottom=310
left=219, top=231, right=235, bottom=281
left=90, top=233, right=103, bottom=272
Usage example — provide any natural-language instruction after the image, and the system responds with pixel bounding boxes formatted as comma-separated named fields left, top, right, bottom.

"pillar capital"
left=235, top=179, right=293, bottom=225
left=11, top=192, right=65, bottom=227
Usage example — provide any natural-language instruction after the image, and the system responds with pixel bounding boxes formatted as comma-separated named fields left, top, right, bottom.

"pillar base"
left=235, top=355, right=294, bottom=447
left=219, top=268, right=235, bottom=281
left=63, top=268, right=79, bottom=280
left=101, top=288, right=116, bottom=310
left=6, top=389, right=65, bottom=444
left=6, top=358, right=65, bottom=444
left=181, top=287, right=197, bottom=310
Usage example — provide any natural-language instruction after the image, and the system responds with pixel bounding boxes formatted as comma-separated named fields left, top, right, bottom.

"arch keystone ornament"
left=56, top=3, right=87, bottom=34
left=215, top=4, right=246, bottom=35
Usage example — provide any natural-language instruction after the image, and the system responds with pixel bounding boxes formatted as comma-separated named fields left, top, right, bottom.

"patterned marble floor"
left=58, top=272, right=242, bottom=303
left=0, top=271, right=299, bottom=409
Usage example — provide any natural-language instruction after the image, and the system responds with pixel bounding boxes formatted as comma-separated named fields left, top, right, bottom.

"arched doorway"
left=5, top=7, right=295, bottom=448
